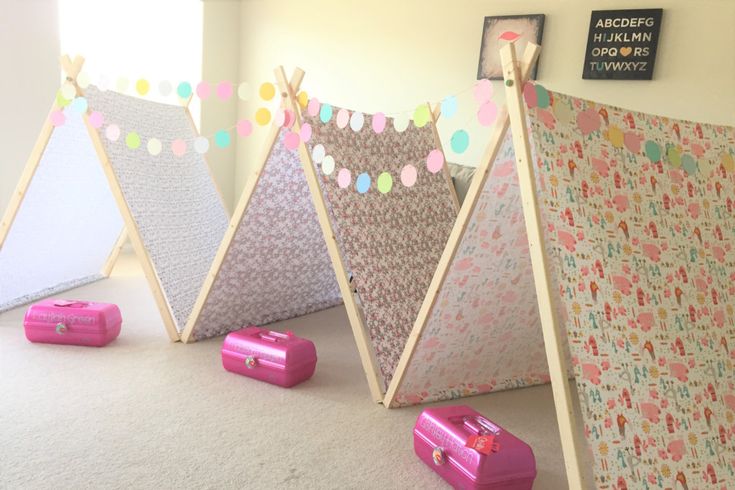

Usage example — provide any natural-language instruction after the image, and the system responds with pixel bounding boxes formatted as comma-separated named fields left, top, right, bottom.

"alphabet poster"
left=583, top=9, right=663, bottom=80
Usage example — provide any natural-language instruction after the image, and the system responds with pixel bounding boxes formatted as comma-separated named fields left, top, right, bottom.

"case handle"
left=258, top=330, right=294, bottom=342
left=463, top=416, right=501, bottom=435
left=53, top=300, right=89, bottom=308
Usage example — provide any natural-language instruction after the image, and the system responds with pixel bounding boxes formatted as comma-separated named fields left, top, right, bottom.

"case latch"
left=245, top=356, right=257, bottom=369
left=55, top=323, right=67, bottom=335
left=432, top=447, right=446, bottom=466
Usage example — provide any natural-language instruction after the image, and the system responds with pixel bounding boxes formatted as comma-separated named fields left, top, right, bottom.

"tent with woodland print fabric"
left=0, top=55, right=230, bottom=341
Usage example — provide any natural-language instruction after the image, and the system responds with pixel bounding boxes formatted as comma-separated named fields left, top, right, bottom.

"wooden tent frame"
left=0, top=55, right=228, bottom=342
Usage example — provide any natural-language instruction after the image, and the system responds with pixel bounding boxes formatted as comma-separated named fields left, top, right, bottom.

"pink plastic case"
left=221, top=326, right=317, bottom=387
left=23, top=299, right=122, bottom=347
left=414, top=405, right=536, bottom=489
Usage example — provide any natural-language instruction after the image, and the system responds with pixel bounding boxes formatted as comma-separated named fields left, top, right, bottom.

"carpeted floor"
left=0, top=252, right=589, bottom=489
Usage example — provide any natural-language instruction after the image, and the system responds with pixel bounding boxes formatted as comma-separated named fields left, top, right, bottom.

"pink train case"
left=414, top=405, right=536, bottom=489
left=221, top=326, right=317, bottom=387
left=23, top=299, right=122, bottom=347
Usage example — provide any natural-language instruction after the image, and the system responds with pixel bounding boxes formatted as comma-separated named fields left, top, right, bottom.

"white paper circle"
left=97, top=74, right=110, bottom=91
left=194, top=136, right=210, bottom=154
left=60, top=83, right=76, bottom=100
left=238, top=82, right=250, bottom=101
left=147, top=138, right=162, bottom=156
left=321, top=155, right=335, bottom=175
left=312, top=144, right=326, bottom=163
left=116, top=77, right=129, bottom=93
left=76, top=72, right=91, bottom=89
left=158, top=80, right=172, bottom=97
left=274, top=109, right=285, bottom=127
left=393, top=115, right=410, bottom=132
left=350, top=112, right=365, bottom=132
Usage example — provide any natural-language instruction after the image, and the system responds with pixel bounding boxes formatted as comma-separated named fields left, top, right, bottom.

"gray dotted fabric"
left=189, top=129, right=342, bottom=341
left=85, top=86, right=228, bottom=332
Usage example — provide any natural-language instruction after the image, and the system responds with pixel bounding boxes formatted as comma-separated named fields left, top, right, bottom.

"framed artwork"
left=477, top=14, right=545, bottom=80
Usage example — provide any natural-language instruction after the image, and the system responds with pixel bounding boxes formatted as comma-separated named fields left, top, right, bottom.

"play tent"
left=0, top=56, right=229, bottom=340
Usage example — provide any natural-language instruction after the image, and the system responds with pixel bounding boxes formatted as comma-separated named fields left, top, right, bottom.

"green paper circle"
left=535, top=84, right=550, bottom=109
left=413, top=104, right=431, bottom=128
left=681, top=154, right=698, bottom=175
left=450, top=130, right=470, bottom=154
left=215, top=130, right=231, bottom=148
left=377, top=172, right=393, bottom=194
left=320, top=104, right=333, bottom=123
left=668, top=146, right=682, bottom=168
left=644, top=141, right=661, bottom=162
left=125, top=132, right=141, bottom=149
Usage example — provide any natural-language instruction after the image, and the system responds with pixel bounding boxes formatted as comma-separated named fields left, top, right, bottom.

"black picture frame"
left=477, top=14, right=545, bottom=80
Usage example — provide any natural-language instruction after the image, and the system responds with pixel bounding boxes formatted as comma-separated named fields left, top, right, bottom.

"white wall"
left=0, top=0, right=60, bottom=214
left=236, top=0, right=735, bottom=194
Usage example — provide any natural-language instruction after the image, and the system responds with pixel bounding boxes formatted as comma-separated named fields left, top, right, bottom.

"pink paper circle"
left=88, top=111, right=104, bottom=128
left=171, top=139, right=187, bottom=156
left=236, top=119, right=253, bottom=137
left=274, top=109, right=285, bottom=127
left=283, top=110, right=295, bottom=128
left=523, top=82, right=538, bottom=108
left=196, top=81, right=211, bottom=99
left=216, top=81, right=233, bottom=100
left=426, top=150, right=445, bottom=174
left=372, top=112, right=386, bottom=133
left=477, top=101, right=498, bottom=127
left=105, top=124, right=120, bottom=141
left=307, top=98, right=320, bottom=117
left=400, top=164, right=417, bottom=187
left=284, top=131, right=301, bottom=151
left=337, top=168, right=351, bottom=188
left=336, top=109, right=349, bottom=129
left=300, top=123, right=312, bottom=142
left=50, top=110, right=65, bottom=127
left=473, top=79, right=493, bottom=104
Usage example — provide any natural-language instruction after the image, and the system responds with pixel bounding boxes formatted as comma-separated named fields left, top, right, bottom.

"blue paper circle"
left=441, top=96, right=458, bottom=118
left=450, top=130, right=470, bottom=154
left=177, top=82, right=192, bottom=98
left=356, top=172, right=371, bottom=194
left=215, top=130, right=231, bottom=148
left=70, top=96, right=88, bottom=114
left=681, top=154, right=698, bottom=175
left=320, top=104, right=333, bottom=123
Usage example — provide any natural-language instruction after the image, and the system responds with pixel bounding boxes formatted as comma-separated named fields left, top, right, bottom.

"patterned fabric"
left=392, top=134, right=556, bottom=406
left=528, top=85, right=735, bottom=489
left=188, top=129, right=342, bottom=341
left=0, top=110, right=123, bottom=312
left=85, top=86, right=229, bottom=333
left=303, top=108, right=458, bottom=389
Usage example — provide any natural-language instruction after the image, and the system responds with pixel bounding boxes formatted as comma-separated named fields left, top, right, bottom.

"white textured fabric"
left=85, top=87, right=229, bottom=332
left=188, top=130, right=342, bottom=341
left=0, top=111, right=124, bottom=312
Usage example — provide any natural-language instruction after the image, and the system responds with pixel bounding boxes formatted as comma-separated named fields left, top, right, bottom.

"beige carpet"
left=0, top=252, right=588, bottom=489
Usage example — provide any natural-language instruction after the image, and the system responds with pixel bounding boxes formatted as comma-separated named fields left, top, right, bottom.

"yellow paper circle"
left=255, top=107, right=272, bottom=126
left=259, top=82, right=276, bottom=101
left=722, top=152, right=734, bottom=172
left=607, top=126, right=624, bottom=149
left=413, top=104, right=431, bottom=128
left=297, top=91, right=309, bottom=108
left=135, top=79, right=150, bottom=96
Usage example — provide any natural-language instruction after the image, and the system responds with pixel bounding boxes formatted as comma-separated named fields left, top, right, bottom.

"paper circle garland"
left=372, top=112, right=386, bottom=133
left=60, top=83, right=76, bottom=100
left=473, top=79, right=493, bottom=104
left=158, top=80, right=172, bottom=97
left=274, top=109, right=286, bottom=127
left=312, top=144, right=326, bottom=163
left=321, top=155, right=335, bottom=175
left=356, top=173, right=371, bottom=194
left=70, top=96, right=88, bottom=114
left=216, top=81, right=233, bottom=100
left=284, top=131, right=301, bottom=151
left=197, top=81, right=211, bottom=99
left=450, top=130, right=469, bottom=154
left=125, top=132, right=141, bottom=149
left=297, top=91, right=309, bottom=108
left=236, top=119, right=253, bottom=137
left=377, top=172, right=393, bottom=194
left=350, top=112, right=365, bottom=132
left=135, top=79, right=150, bottom=96
left=722, top=152, right=735, bottom=172
left=441, top=96, right=458, bottom=118
left=413, top=104, right=431, bottom=128
left=426, top=150, right=444, bottom=174
left=88, top=111, right=104, bottom=128
left=337, top=168, right=352, bottom=188
left=645, top=141, right=661, bottom=162
left=105, top=124, right=120, bottom=142
left=255, top=108, right=272, bottom=126
left=319, top=104, right=333, bottom=123
left=283, top=110, right=295, bottom=128
left=194, top=137, right=210, bottom=154
left=171, top=139, right=187, bottom=156
left=681, top=154, right=697, bottom=175
left=237, top=82, right=250, bottom=101
left=336, top=109, right=350, bottom=129
left=50, top=110, right=65, bottom=127
left=477, top=101, right=498, bottom=127
left=215, top=130, right=231, bottom=148
left=300, top=123, right=312, bottom=142
left=400, top=164, right=417, bottom=187
left=56, top=91, right=71, bottom=108
left=393, top=115, right=410, bottom=133
left=535, top=84, right=550, bottom=109
left=523, top=82, right=538, bottom=108
left=259, top=82, right=276, bottom=101
left=147, top=138, right=162, bottom=156
left=308, top=98, right=321, bottom=117
left=177, top=82, right=192, bottom=98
